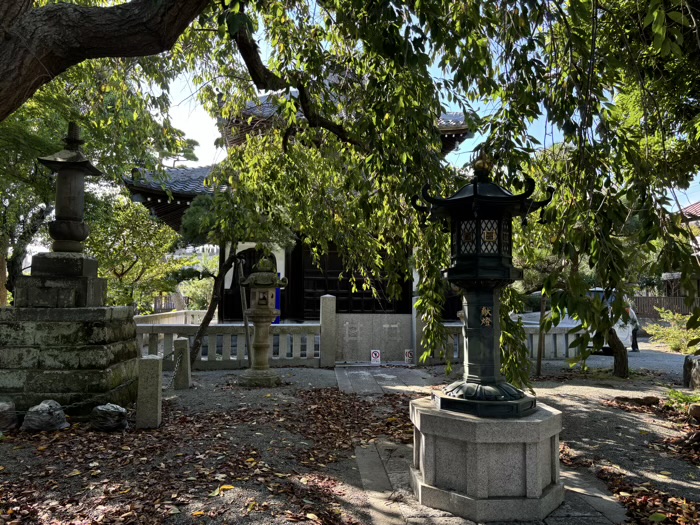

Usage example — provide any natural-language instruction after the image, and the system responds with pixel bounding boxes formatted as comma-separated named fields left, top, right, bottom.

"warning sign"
left=370, top=349, right=381, bottom=364
left=404, top=349, right=414, bottom=363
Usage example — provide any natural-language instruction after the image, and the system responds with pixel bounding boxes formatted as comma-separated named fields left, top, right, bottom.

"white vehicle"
left=587, top=288, right=635, bottom=350
left=516, top=288, right=636, bottom=351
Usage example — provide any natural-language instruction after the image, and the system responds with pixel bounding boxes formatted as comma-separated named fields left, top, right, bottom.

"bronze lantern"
left=415, top=155, right=552, bottom=417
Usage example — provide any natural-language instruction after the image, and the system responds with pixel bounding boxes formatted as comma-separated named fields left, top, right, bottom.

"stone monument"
left=0, top=123, right=138, bottom=412
left=410, top=154, right=563, bottom=522
left=240, top=257, right=287, bottom=387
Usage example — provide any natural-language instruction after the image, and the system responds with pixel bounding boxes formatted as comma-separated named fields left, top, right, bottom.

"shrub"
left=645, top=308, right=700, bottom=354
left=666, top=389, right=700, bottom=411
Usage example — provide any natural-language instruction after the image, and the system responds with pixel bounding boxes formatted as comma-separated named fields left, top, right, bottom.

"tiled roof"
left=222, top=93, right=473, bottom=151
left=682, top=201, right=700, bottom=220
left=124, top=166, right=215, bottom=195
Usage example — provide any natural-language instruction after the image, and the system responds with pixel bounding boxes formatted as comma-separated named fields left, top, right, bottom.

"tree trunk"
left=0, top=0, right=210, bottom=122
left=536, top=294, right=546, bottom=376
left=190, top=248, right=237, bottom=366
left=6, top=204, right=52, bottom=298
left=608, top=328, right=629, bottom=378
left=0, top=253, right=7, bottom=307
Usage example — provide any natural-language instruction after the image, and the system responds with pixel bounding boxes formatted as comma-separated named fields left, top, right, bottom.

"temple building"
left=123, top=98, right=472, bottom=322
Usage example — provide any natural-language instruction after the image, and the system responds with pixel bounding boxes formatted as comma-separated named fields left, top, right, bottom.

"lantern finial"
left=472, top=150, right=492, bottom=183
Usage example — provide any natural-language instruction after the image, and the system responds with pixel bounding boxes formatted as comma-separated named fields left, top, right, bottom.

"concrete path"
left=337, top=364, right=630, bottom=525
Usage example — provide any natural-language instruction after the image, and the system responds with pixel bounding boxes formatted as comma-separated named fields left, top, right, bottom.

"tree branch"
left=234, top=20, right=361, bottom=147
left=0, top=1, right=32, bottom=30
left=0, top=0, right=211, bottom=122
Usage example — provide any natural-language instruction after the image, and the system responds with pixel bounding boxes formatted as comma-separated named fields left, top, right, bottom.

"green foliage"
left=500, top=287, right=532, bottom=390
left=666, top=389, right=700, bottom=411
left=179, top=276, right=215, bottom=310
left=85, top=192, right=196, bottom=311
left=646, top=308, right=700, bottom=354
left=178, top=255, right=218, bottom=310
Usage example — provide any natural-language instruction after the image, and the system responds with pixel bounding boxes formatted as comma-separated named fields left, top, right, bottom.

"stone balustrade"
left=136, top=322, right=322, bottom=370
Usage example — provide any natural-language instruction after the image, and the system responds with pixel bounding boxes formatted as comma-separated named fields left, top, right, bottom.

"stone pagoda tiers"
left=0, top=123, right=138, bottom=412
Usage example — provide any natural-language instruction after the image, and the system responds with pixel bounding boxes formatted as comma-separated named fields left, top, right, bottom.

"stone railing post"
left=136, top=355, right=162, bottom=429
left=412, top=296, right=424, bottom=365
left=319, top=295, right=337, bottom=367
left=174, top=337, right=191, bottom=390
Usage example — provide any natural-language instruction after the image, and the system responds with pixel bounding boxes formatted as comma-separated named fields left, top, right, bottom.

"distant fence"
left=135, top=310, right=208, bottom=325
left=633, top=296, right=700, bottom=319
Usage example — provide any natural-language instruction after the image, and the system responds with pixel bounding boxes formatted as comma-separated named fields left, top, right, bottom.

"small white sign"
left=370, top=349, right=381, bottom=365
left=404, top=349, right=414, bottom=363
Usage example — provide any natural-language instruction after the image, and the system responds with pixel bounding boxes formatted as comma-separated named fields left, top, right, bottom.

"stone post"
left=319, top=294, right=337, bottom=367
left=174, top=337, right=191, bottom=390
left=136, top=355, right=162, bottom=428
left=412, top=295, right=425, bottom=365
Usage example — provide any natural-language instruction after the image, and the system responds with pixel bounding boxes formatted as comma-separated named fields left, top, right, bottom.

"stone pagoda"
left=0, top=123, right=138, bottom=412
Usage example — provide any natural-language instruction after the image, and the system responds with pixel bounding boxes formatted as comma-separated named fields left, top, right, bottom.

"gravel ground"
left=2, top=340, right=699, bottom=524
left=532, top=339, right=700, bottom=504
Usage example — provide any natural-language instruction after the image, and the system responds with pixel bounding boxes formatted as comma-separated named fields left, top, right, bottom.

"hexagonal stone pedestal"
left=0, top=306, right=138, bottom=413
left=410, top=397, right=564, bottom=523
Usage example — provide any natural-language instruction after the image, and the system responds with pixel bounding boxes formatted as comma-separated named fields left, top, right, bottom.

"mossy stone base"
left=0, top=307, right=138, bottom=413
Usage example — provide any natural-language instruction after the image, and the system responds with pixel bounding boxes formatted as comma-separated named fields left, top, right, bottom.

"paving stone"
left=548, top=492, right=606, bottom=518
left=545, top=516, right=614, bottom=525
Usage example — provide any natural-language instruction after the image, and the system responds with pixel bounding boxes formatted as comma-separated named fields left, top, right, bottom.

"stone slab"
left=355, top=444, right=405, bottom=525
left=412, top=467, right=565, bottom=523
left=336, top=313, right=412, bottom=363
left=14, top=275, right=106, bottom=308
left=30, top=252, right=98, bottom=278
left=0, top=306, right=134, bottom=323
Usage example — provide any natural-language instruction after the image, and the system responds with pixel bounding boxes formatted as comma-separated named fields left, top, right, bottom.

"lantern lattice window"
left=460, top=220, right=477, bottom=254
left=480, top=219, right=499, bottom=254
left=502, top=217, right=511, bottom=255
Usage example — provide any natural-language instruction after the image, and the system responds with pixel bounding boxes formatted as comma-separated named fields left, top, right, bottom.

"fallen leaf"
left=649, top=512, right=667, bottom=522
left=306, top=513, right=319, bottom=521
left=66, top=470, right=81, bottom=477
left=220, top=485, right=235, bottom=492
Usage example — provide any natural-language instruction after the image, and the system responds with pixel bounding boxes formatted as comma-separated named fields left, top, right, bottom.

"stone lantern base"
left=410, top=397, right=564, bottom=523
left=239, top=368, right=282, bottom=388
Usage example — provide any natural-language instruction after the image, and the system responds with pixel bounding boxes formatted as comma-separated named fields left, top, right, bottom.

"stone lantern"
left=416, top=154, right=552, bottom=417
left=408, top=154, right=564, bottom=523
left=240, top=257, right=288, bottom=387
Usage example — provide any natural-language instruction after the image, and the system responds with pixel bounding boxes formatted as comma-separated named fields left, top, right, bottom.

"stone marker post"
left=136, top=355, right=162, bottom=429
left=174, top=337, right=191, bottom=390
left=240, top=257, right=288, bottom=387
left=319, top=294, right=337, bottom=367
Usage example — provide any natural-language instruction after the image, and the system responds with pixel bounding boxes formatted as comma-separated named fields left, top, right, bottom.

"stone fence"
left=134, top=296, right=583, bottom=369
left=137, top=322, right=324, bottom=370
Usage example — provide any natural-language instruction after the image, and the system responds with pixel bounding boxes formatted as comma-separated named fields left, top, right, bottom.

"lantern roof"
left=37, top=122, right=102, bottom=177
left=418, top=157, right=553, bottom=219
